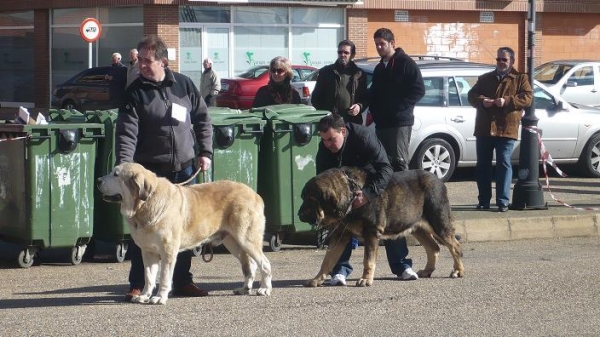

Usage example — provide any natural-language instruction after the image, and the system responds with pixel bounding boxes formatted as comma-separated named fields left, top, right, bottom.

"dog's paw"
left=256, top=288, right=272, bottom=296
left=449, top=269, right=464, bottom=278
left=417, top=269, right=433, bottom=278
left=149, top=296, right=168, bottom=305
left=131, top=295, right=150, bottom=304
left=303, top=279, right=322, bottom=287
left=233, top=287, right=250, bottom=295
left=355, top=278, right=373, bottom=287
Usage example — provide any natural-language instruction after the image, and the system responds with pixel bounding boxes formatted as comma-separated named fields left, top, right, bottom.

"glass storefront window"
left=0, top=11, right=33, bottom=25
left=180, top=6, right=344, bottom=77
left=233, top=7, right=289, bottom=24
left=0, top=12, right=34, bottom=105
left=292, top=27, right=343, bottom=69
left=99, top=7, right=142, bottom=23
left=291, top=8, right=344, bottom=25
left=180, top=6, right=230, bottom=23
left=234, top=26, right=288, bottom=74
left=52, top=8, right=98, bottom=25
left=51, top=7, right=142, bottom=94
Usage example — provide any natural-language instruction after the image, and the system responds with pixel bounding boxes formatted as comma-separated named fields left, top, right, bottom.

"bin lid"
left=85, top=109, right=119, bottom=123
left=211, top=113, right=265, bottom=127
left=208, top=107, right=243, bottom=116
left=250, top=104, right=330, bottom=124
left=48, top=109, right=87, bottom=123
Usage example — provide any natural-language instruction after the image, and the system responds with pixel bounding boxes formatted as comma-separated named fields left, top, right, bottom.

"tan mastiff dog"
left=97, top=162, right=272, bottom=304
left=298, top=167, right=464, bottom=287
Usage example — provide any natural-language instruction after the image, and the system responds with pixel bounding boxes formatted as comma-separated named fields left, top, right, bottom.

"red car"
left=216, top=65, right=317, bottom=109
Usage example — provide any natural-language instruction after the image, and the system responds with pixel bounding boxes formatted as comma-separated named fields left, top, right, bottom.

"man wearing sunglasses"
left=467, top=47, right=533, bottom=213
left=311, top=39, right=369, bottom=125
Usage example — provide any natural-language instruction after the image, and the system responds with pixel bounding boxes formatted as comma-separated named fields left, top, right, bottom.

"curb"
left=457, top=214, right=599, bottom=242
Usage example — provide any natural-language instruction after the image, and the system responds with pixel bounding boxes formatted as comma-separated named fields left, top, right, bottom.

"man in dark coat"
left=311, top=40, right=368, bottom=125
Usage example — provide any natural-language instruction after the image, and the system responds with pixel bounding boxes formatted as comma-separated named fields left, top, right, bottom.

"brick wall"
left=367, top=10, right=527, bottom=70
left=347, top=9, right=369, bottom=58
left=143, top=5, right=180, bottom=72
left=540, top=13, right=600, bottom=63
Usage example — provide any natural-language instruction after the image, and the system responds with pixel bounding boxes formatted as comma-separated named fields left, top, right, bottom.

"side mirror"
left=564, top=80, right=577, bottom=88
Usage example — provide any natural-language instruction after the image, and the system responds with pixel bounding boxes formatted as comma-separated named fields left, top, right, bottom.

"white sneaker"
left=401, top=267, right=419, bottom=281
left=329, top=274, right=347, bottom=286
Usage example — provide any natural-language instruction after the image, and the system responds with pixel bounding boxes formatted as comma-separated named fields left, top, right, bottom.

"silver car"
left=534, top=60, right=600, bottom=108
left=299, top=59, right=600, bottom=182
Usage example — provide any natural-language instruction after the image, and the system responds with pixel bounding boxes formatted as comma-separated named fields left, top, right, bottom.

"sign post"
left=79, top=18, right=102, bottom=69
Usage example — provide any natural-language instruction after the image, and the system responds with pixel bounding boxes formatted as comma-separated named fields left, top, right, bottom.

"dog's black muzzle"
left=297, top=203, right=317, bottom=224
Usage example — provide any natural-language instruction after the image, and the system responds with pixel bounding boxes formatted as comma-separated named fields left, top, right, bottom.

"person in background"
left=126, top=48, right=140, bottom=88
left=200, top=58, right=221, bottom=107
left=467, top=46, right=533, bottom=213
left=366, top=27, right=426, bottom=282
left=116, top=35, right=213, bottom=300
left=311, top=39, right=368, bottom=125
left=252, top=56, right=301, bottom=108
left=107, top=52, right=127, bottom=109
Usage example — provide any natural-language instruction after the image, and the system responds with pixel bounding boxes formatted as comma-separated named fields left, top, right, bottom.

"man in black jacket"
left=370, top=28, right=425, bottom=172
left=311, top=40, right=368, bottom=125
left=116, top=35, right=213, bottom=300
left=316, top=114, right=399, bottom=286
left=368, top=28, right=425, bottom=282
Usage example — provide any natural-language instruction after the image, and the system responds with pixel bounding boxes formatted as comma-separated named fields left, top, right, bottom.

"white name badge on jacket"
left=171, top=102, right=188, bottom=122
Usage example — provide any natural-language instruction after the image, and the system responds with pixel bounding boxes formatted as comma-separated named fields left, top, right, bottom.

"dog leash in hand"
left=176, top=165, right=208, bottom=186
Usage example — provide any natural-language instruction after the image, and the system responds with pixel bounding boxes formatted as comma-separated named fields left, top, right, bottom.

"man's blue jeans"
left=128, top=164, right=196, bottom=289
left=331, top=236, right=412, bottom=278
left=475, top=136, right=516, bottom=207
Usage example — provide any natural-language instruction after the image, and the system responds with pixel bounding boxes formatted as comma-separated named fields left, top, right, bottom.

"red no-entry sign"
left=80, top=18, right=102, bottom=43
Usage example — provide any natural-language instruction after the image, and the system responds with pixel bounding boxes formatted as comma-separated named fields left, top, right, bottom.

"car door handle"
left=592, top=89, right=598, bottom=93
left=450, top=116, right=466, bottom=123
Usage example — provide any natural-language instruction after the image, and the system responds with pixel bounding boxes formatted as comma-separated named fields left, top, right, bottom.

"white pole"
left=89, top=42, right=92, bottom=68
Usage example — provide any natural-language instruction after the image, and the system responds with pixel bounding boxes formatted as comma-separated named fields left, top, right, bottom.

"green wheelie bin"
left=250, top=104, right=330, bottom=251
left=0, top=111, right=104, bottom=268
left=191, top=107, right=265, bottom=256
left=85, top=109, right=131, bottom=262
left=201, top=107, right=265, bottom=190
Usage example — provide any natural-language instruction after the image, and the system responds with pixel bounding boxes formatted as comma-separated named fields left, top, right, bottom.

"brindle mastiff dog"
left=97, top=163, right=272, bottom=304
left=298, top=167, right=464, bottom=287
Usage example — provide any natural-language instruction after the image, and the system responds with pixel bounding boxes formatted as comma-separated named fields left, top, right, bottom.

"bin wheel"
left=268, top=234, right=283, bottom=252
left=115, top=242, right=129, bottom=263
left=192, top=245, right=203, bottom=257
left=17, top=249, right=37, bottom=269
left=70, top=245, right=87, bottom=265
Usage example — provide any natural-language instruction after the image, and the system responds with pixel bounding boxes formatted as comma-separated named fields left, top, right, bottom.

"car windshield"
left=534, top=63, right=574, bottom=85
left=237, top=66, right=268, bottom=79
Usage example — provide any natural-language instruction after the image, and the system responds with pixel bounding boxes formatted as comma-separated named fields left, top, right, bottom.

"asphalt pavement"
left=0, top=166, right=599, bottom=336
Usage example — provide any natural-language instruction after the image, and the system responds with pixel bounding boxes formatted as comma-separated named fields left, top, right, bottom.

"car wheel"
left=61, top=100, right=77, bottom=111
left=411, top=138, right=456, bottom=182
left=578, top=133, right=600, bottom=178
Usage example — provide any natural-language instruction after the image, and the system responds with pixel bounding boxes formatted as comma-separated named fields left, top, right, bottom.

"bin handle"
left=242, top=129, right=264, bottom=134
left=273, top=126, right=292, bottom=134
left=29, top=135, right=52, bottom=140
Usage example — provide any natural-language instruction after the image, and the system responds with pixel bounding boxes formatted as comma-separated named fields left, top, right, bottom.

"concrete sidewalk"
left=446, top=174, right=600, bottom=242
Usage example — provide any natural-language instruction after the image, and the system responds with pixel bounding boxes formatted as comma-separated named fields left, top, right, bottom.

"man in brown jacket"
left=467, top=47, right=533, bottom=212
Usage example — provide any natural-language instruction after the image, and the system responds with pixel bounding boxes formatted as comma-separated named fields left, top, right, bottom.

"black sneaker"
left=476, top=204, right=490, bottom=210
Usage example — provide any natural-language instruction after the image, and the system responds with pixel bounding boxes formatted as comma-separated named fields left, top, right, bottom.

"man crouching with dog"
left=309, top=114, right=395, bottom=285
left=300, top=114, right=465, bottom=287
left=116, top=35, right=212, bottom=300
